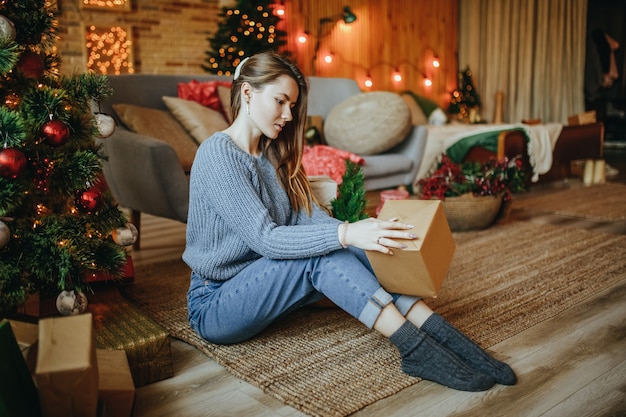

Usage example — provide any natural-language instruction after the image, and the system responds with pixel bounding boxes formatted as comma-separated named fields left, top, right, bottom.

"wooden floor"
left=129, top=149, right=626, bottom=417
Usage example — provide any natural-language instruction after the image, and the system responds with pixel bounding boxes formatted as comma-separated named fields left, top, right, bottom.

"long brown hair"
left=230, top=51, right=317, bottom=215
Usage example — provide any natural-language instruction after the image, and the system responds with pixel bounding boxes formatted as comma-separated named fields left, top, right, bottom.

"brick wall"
left=56, top=0, right=221, bottom=75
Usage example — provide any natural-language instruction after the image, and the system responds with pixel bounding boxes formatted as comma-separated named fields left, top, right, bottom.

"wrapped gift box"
left=35, top=313, right=99, bottom=417
left=90, top=288, right=173, bottom=387
left=367, top=199, right=456, bottom=297
left=97, top=349, right=135, bottom=417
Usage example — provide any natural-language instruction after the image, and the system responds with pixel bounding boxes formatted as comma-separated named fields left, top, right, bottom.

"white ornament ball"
left=112, top=222, right=138, bottom=246
left=0, top=220, right=9, bottom=248
left=56, top=290, right=88, bottom=316
left=94, top=112, right=116, bottom=138
left=0, top=15, right=16, bottom=42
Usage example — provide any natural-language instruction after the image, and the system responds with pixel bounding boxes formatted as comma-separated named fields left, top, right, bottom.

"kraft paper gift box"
left=366, top=199, right=456, bottom=297
left=97, top=349, right=135, bottom=417
left=0, top=320, right=41, bottom=417
left=35, top=313, right=99, bottom=417
left=9, top=319, right=39, bottom=371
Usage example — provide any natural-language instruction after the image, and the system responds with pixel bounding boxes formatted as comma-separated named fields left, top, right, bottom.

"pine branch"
left=331, top=159, right=369, bottom=222
left=0, top=107, right=26, bottom=147
left=0, top=40, right=19, bottom=75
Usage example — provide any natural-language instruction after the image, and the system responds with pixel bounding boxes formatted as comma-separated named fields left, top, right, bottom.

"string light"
left=274, top=1, right=285, bottom=16
left=85, top=25, right=134, bottom=75
left=315, top=46, right=442, bottom=91
left=364, top=72, right=373, bottom=88
left=392, top=68, right=402, bottom=83
left=82, top=0, right=129, bottom=10
left=297, top=32, right=308, bottom=44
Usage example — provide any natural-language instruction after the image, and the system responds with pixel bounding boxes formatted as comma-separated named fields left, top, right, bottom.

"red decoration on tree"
left=0, top=147, right=27, bottom=179
left=41, top=119, right=70, bottom=147
left=75, top=187, right=103, bottom=213
left=16, top=51, right=45, bottom=79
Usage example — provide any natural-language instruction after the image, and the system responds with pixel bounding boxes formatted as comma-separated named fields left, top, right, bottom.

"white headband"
left=233, top=57, right=250, bottom=80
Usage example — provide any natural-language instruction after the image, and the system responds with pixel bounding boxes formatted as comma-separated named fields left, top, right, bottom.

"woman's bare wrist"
left=338, top=221, right=349, bottom=248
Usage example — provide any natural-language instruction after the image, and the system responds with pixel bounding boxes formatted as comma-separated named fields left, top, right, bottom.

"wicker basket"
left=442, top=193, right=503, bottom=232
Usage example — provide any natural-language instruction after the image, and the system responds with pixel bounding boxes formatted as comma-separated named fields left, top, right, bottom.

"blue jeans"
left=187, top=247, right=420, bottom=344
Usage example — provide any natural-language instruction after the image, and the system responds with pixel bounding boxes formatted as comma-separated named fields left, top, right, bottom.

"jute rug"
left=122, top=222, right=626, bottom=417
left=513, top=182, right=626, bottom=221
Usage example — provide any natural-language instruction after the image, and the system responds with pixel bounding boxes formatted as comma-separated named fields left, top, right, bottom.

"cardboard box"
left=9, top=319, right=39, bottom=373
left=35, top=313, right=99, bottom=417
left=97, top=349, right=135, bottom=417
left=568, top=110, right=597, bottom=126
left=0, top=320, right=41, bottom=417
left=366, top=200, right=456, bottom=297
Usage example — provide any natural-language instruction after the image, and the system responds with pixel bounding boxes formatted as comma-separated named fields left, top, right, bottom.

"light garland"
left=85, top=25, right=134, bottom=75
left=81, top=0, right=131, bottom=11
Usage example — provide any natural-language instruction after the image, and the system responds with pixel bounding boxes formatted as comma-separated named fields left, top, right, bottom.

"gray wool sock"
left=420, top=313, right=517, bottom=385
left=389, top=321, right=495, bottom=392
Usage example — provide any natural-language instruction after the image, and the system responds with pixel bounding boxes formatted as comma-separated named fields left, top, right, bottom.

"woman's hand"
left=340, top=218, right=417, bottom=255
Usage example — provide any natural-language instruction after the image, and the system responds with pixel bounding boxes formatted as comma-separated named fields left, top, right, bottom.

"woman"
left=184, top=51, right=516, bottom=392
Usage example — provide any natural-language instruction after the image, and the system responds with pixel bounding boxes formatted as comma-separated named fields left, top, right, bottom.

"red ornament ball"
left=41, top=119, right=70, bottom=147
left=75, top=187, right=103, bottom=214
left=16, top=51, right=45, bottom=79
left=0, top=148, right=27, bottom=179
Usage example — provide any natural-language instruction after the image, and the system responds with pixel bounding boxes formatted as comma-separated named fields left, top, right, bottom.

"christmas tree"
left=0, top=0, right=132, bottom=316
left=448, top=66, right=482, bottom=122
left=204, top=0, right=287, bottom=76
left=331, top=160, right=369, bottom=222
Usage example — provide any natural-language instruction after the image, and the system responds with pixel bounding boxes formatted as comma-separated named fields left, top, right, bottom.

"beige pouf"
left=324, top=92, right=412, bottom=155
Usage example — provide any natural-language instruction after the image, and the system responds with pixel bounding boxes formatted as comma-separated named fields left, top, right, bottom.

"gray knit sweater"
left=183, top=132, right=343, bottom=280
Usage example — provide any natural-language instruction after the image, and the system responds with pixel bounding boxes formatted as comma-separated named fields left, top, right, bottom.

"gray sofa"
left=98, top=74, right=427, bottom=247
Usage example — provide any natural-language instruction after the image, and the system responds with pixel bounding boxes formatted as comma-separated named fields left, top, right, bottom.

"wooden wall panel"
left=56, top=0, right=458, bottom=106
left=283, top=0, right=458, bottom=106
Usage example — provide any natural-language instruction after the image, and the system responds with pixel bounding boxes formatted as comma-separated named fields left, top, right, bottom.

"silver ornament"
left=112, top=222, right=138, bottom=246
left=0, top=220, right=9, bottom=248
left=0, top=15, right=16, bottom=42
left=56, top=290, right=89, bottom=316
left=94, top=112, right=116, bottom=138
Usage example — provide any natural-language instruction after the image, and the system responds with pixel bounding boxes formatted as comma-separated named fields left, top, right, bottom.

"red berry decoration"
left=41, top=119, right=70, bottom=147
left=75, top=187, right=103, bottom=214
left=0, top=148, right=27, bottom=179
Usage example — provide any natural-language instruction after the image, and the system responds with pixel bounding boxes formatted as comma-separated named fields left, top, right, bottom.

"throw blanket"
left=415, top=123, right=563, bottom=186
left=302, top=145, right=365, bottom=185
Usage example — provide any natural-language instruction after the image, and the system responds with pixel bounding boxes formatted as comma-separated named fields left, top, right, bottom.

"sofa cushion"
left=217, top=85, right=232, bottom=123
left=163, top=96, right=229, bottom=144
left=177, top=79, right=232, bottom=120
left=402, top=92, right=448, bottom=125
left=112, top=103, right=198, bottom=172
left=361, top=153, right=413, bottom=178
left=401, top=93, right=428, bottom=125
left=324, top=92, right=412, bottom=155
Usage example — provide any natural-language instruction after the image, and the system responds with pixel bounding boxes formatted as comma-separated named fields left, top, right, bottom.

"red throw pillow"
left=178, top=80, right=232, bottom=119
left=302, top=145, right=365, bottom=185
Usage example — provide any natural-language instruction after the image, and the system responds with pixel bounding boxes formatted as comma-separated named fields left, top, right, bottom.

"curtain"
left=458, top=0, right=588, bottom=124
